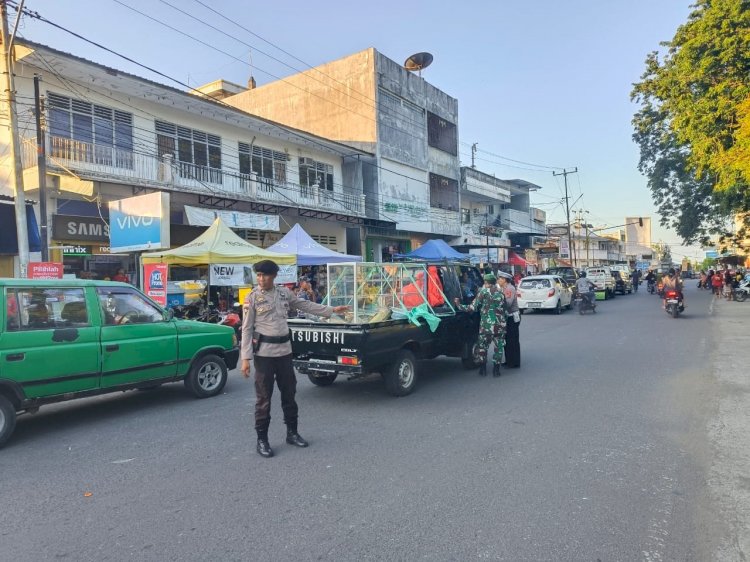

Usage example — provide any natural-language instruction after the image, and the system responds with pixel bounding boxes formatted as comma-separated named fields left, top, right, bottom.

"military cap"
left=254, top=260, right=280, bottom=275
left=483, top=273, right=497, bottom=283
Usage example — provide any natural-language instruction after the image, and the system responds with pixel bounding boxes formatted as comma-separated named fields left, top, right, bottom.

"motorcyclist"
left=575, top=271, right=596, bottom=308
left=661, top=268, right=685, bottom=309
left=645, top=270, right=656, bottom=293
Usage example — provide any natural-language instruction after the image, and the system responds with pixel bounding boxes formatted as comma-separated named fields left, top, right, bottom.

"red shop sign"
left=27, top=262, right=64, bottom=280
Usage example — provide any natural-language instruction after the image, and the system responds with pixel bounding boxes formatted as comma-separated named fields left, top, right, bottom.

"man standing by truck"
left=241, top=260, right=349, bottom=458
left=454, top=273, right=507, bottom=377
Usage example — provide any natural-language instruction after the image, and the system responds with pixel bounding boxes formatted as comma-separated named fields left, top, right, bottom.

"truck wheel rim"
left=198, top=362, right=222, bottom=391
left=398, top=360, right=414, bottom=388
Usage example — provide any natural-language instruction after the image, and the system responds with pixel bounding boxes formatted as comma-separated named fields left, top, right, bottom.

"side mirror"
left=165, top=308, right=174, bottom=321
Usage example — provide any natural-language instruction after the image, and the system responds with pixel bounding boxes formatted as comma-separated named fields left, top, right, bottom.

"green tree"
left=632, top=0, right=750, bottom=246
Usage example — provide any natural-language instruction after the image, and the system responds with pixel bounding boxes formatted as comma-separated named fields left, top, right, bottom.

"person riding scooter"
left=575, top=271, right=597, bottom=309
left=661, top=268, right=685, bottom=310
left=645, top=270, right=656, bottom=294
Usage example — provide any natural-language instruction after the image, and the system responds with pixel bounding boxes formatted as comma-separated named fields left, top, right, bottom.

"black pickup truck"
left=290, top=263, right=482, bottom=396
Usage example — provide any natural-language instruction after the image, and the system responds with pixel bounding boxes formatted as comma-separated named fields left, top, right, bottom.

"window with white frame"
left=47, top=92, right=133, bottom=168
left=239, top=143, right=288, bottom=183
left=298, top=157, right=333, bottom=191
left=156, top=120, right=222, bottom=184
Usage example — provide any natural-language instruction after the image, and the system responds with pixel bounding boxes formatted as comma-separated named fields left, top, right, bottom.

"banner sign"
left=27, top=262, right=63, bottom=279
left=52, top=214, right=110, bottom=242
left=143, top=263, right=168, bottom=306
left=109, top=192, right=170, bottom=253
left=210, top=263, right=254, bottom=286
left=184, top=205, right=279, bottom=231
left=559, top=239, right=570, bottom=259
left=275, top=264, right=297, bottom=284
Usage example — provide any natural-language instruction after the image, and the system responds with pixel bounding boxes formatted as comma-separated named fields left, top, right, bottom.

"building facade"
left=0, top=41, right=373, bottom=278
left=223, top=48, right=461, bottom=261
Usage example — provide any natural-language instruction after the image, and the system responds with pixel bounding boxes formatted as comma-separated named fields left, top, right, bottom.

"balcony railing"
left=22, top=135, right=366, bottom=216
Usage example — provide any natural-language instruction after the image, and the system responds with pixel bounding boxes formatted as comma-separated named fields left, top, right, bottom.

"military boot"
left=493, top=363, right=501, bottom=377
left=478, top=363, right=487, bottom=377
left=256, top=432, right=274, bottom=458
left=286, top=423, right=309, bottom=448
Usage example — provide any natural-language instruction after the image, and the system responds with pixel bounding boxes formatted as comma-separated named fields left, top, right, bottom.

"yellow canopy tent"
left=141, top=217, right=295, bottom=265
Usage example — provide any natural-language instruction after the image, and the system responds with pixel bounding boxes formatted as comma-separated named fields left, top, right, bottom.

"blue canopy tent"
left=397, top=239, right=470, bottom=261
left=267, top=224, right=362, bottom=265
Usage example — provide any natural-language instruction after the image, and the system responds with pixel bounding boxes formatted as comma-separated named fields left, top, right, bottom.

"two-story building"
left=0, top=41, right=374, bottom=278
left=222, top=48, right=461, bottom=261
left=450, top=167, right=546, bottom=265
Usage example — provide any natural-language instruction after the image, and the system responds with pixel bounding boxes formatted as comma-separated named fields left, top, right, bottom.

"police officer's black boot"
left=493, top=363, right=501, bottom=377
left=286, top=422, right=309, bottom=448
left=478, top=363, right=487, bottom=377
left=256, top=431, right=274, bottom=458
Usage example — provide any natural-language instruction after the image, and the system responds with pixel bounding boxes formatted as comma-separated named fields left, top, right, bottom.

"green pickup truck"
left=0, top=279, right=239, bottom=448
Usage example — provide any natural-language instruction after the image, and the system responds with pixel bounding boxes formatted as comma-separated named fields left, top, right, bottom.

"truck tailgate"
left=290, top=323, right=367, bottom=375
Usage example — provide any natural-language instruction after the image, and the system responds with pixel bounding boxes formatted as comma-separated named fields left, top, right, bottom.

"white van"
left=611, top=264, right=633, bottom=294
left=585, top=266, right=616, bottom=299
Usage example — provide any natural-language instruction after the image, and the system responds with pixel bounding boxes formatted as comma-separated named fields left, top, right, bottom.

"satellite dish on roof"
left=404, top=52, right=433, bottom=76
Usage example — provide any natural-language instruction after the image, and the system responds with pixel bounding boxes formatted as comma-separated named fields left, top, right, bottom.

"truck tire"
left=461, top=340, right=482, bottom=370
left=185, top=354, right=228, bottom=398
left=384, top=350, right=418, bottom=396
left=0, top=394, right=17, bottom=449
left=308, top=373, right=337, bottom=387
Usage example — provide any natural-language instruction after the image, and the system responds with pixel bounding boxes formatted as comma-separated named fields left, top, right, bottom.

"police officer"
left=454, top=273, right=507, bottom=377
left=496, top=271, right=520, bottom=368
left=241, top=260, right=349, bottom=458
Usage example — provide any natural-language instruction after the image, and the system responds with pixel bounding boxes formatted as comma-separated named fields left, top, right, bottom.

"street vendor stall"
left=267, top=224, right=362, bottom=265
left=140, top=217, right=294, bottom=306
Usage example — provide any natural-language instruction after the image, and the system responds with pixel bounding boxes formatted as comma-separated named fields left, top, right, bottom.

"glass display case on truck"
left=318, top=262, right=456, bottom=324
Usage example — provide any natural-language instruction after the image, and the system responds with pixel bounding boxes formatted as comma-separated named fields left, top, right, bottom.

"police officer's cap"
left=496, top=271, right=513, bottom=280
left=254, top=260, right=279, bottom=275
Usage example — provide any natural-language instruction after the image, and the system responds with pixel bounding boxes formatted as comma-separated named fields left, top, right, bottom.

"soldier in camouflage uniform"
left=454, top=273, right=507, bottom=377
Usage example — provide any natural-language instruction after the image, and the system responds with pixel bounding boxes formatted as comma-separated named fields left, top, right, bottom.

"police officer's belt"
left=254, top=332, right=290, bottom=344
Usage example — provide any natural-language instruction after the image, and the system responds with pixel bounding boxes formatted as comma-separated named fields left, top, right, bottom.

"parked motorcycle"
left=664, top=289, right=684, bottom=318
left=218, top=302, right=242, bottom=341
left=734, top=280, right=750, bottom=302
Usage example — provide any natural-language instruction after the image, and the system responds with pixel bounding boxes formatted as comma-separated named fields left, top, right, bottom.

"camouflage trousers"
left=476, top=329, right=505, bottom=365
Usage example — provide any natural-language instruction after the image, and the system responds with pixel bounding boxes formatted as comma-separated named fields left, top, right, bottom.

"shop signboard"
left=109, top=192, right=170, bottom=253
left=705, top=250, right=719, bottom=259
left=27, top=262, right=63, bottom=279
left=52, top=215, right=110, bottom=242
left=559, top=239, right=570, bottom=259
left=210, top=263, right=254, bottom=287
left=143, top=263, right=168, bottom=307
left=184, top=206, right=279, bottom=231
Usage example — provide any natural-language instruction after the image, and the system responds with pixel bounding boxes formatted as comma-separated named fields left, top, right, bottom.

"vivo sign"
left=108, top=192, right=170, bottom=253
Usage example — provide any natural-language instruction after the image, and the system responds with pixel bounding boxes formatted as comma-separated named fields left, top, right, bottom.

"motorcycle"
left=218, top=302, right=242, bottom=341
left=657, top=282, right=664, bottom=297
left=664, top=289, right=684, bottom=318
left=575, top=290, right=597, bottom=315
left=734, top=279, right=750, bottom=302
left=647, top=279, right=656, bottom=294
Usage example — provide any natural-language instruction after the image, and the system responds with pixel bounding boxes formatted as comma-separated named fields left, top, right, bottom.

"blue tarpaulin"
left=397, top=239, right=469, bottom=261
left=0, top=203, right=41, bottom=255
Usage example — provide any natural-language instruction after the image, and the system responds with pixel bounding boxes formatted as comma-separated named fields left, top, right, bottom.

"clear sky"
left=15, top=0, right=699, bottom=259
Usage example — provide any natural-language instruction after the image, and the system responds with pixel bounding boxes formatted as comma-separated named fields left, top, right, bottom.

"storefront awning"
left=0, top=203, right=41, bottom=254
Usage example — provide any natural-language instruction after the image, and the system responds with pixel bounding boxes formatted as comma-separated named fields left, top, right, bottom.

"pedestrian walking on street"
left=241, top=259, right=349, bottom=458
left=497, top=271, right=521, bottom=368
left=454, top=273, right=507, bottom=377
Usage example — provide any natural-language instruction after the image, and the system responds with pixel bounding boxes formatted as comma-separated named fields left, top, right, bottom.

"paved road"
left=0, top=284, right=722, bottom=561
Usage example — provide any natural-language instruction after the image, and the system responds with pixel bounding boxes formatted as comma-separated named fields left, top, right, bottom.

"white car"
left=516, top=275, right=573, bottom=314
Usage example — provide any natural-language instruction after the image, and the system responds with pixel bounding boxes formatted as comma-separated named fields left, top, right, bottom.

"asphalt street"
left=0, top=284, right=723, bottom=561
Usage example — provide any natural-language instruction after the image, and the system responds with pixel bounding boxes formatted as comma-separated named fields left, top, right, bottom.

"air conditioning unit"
left=300, top=157, right=315, bottom=166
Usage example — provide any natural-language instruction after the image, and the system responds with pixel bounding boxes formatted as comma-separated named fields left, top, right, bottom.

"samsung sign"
left=108, top=192, right=170, bottom=253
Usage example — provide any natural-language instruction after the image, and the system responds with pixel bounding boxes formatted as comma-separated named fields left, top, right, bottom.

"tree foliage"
left=632, top=0, right=750, bottom=246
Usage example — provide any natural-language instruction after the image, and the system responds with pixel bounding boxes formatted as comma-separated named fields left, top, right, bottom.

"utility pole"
left=553, top=167, right=577, bottom=268
left=471, top=142, right=477, bottom=169
left=1, top=0, right=29, bottom=276
left=34, top=75, right=48, bottom=261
